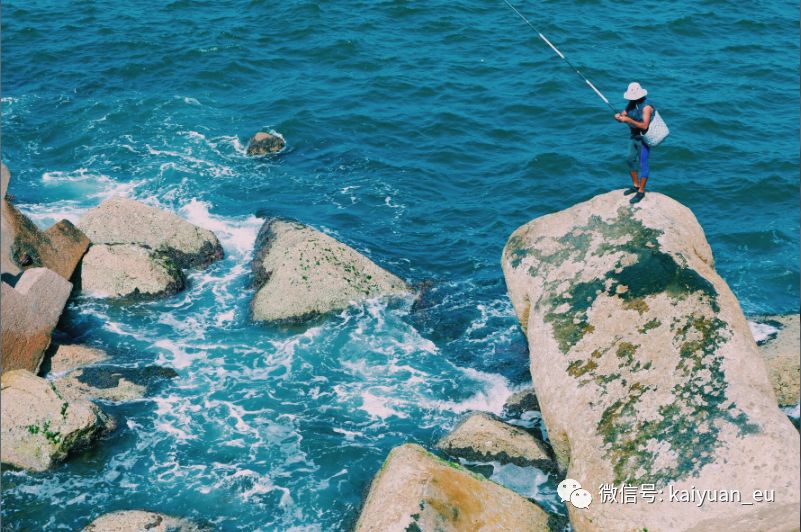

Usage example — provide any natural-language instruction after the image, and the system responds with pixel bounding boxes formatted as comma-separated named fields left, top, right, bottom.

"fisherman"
left=615, top=82, right=654, bottom=204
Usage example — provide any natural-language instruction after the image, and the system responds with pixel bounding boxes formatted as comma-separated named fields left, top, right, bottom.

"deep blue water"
left=2, top=1, right=799, bottom=530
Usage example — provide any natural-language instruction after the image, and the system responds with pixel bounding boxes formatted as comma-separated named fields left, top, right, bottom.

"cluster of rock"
left=0, top=162, right=223, bottom=476
left=354, top=190, right=800, bottom=531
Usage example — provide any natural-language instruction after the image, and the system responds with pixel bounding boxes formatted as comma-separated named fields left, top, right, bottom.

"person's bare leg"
left=630, top=170, right=640, bottom=188
left=639, top=177, right=648, bottom=193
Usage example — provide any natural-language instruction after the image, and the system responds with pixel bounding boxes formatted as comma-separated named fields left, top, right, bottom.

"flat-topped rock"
left=1, top=369, right=110, bottom=472
left=251, top=218, right=412, bottom=322
left=501, top=190, right=800, bottom=531
left=83, top=510, right=205, bottom=532
left=77, top=197, right=223, bottom=269
left=355, top=444, right=552, bottom=532
left=753, top=314, right=800, bottom=407
left=79, top=243, right=184, bottom=299
left=246, top=131, right=285, bottom=156
left=1, top=268, right=72, bottom=374
left=436, top=412, right=554, bottom=472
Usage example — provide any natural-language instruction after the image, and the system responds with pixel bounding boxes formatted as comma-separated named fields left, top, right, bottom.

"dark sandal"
left=623, top=186, right=638, bottom=196
left=629, top=191, right=645, bottom=204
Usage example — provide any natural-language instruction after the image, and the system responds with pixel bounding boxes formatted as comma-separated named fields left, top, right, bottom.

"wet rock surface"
left=246, top=131, right=285, bottom=156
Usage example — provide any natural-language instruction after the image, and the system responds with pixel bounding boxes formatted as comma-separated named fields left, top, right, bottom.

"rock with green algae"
left=82, top=510, right=206, bottom=531
left=501, top=190, right=800, bottom=531
left=251, top=218, right=412, bottom=323
left=0, top=369, right=111, bottom=472
left=355, top=444, right=554, bottom=532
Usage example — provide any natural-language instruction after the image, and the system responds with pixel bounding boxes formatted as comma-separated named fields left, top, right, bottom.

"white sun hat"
left=624, top=82, right=648, bottom=100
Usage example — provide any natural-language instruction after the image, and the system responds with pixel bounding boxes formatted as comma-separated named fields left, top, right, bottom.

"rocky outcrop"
left=1, top=369, right=110, bottom=472
left=1, top=268, right=72, bottom=374
left=436, top=412, right=554, bottom=472
left=251, top=219, right=411, bottom=322
left=246, top=131, right=285, bottom=156
left=45, top=344, right=109, bottom=375
left=355, top=444, right=552, bottom=532
left=77, top=197, right=223, bottom=269
left=83, top=510, right=204, bottom=531
left=501, top=191, right=800, bottom=531
left=1, top=162, right=9, bottom=199
left=753, top=314, right=800, bottom=407
left=79, top=244, right=184, bottom=299
left=1, top=164, right=89, bottom=280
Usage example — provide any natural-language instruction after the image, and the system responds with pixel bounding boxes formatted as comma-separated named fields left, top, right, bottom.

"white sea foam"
left=748, top=320, right=779, bottom=344
left=359, top=390, right=408, bottom=420
left=179, top=199, right=262, bottom=257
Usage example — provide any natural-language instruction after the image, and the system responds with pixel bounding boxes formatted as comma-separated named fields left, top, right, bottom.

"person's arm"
left=618, top=106, right=653, bottom=129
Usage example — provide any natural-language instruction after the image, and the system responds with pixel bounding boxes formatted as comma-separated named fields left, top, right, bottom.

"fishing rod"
left=502, top=0, right=617, bottom=114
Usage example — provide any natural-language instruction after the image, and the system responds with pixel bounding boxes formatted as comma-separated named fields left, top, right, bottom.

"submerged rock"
left=1, top=268, right=72, bottom=374
left=53, top=365, right=177, bottom=403
left=79, top=244, right=184, bottom=299
left=502, top=387, right=540, bottom=418
left=246, top=131, right=285, bottom=156
left=77, top=197, right=223, bottom=269
left=436, top=412, right=555, bottom=472
left=251, top=218, right=411, bottom=322
left=753, top=314, right=800, bottom=407
left=1, top=164, right=89, bottom=280
left=83, top=510, right=205, bottom=532
left=1, top=369, right=110, bottom=472
left=355, top=444, right=552, bottom=531
left=501, top=190, right=800, bottom=530
left=45, top=344, right=109, bottom=375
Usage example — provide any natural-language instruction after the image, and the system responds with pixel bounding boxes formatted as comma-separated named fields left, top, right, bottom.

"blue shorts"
left=626, top=138, right=650, bottom=177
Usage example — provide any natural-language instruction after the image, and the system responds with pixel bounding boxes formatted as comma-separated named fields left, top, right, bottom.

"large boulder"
left=251, top=219, right=412, bottom=322
left=79, top=244, right=184, bottom=299
left=1, top=268, right=72, bottom=374
left=1, top=164, right=89, bottom=280
left=83, top=510, right=204, bottom=531
left=753, top=314, right=800, bottom=407
left=77, top=197, right=223, bottom=269
left=1, top=161, right=9, bottom=199
left=1, top=369, right=110, bottom=472
left=246, top=131, right=285, bottom=156
left=501, top=191, right=800, bottom=531
left=355, top=444, right=552, bottom=531
left=436, top=412, right=554, bottom=472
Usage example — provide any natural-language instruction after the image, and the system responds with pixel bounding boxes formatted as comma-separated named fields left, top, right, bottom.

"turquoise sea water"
left=2, top=1, right=799, bottom=530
